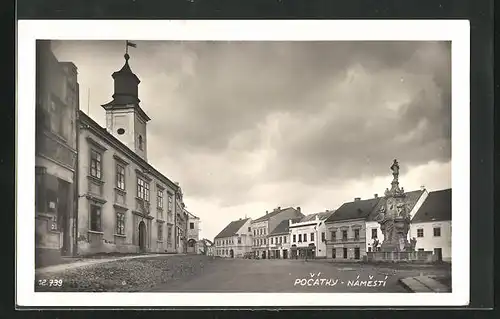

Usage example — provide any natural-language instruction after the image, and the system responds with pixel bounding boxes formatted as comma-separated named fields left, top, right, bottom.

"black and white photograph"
left=17, top=20, right=470, bottom=307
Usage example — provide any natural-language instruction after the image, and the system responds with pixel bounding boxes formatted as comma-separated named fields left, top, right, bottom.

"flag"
left=126, top=40, right=137, bottom=48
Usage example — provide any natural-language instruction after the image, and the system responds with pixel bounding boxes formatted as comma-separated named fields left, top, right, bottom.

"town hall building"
left=76, top=48, right=187, bottom=255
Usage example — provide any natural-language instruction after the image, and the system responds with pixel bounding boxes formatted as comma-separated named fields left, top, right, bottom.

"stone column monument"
left=374, top=159, right=412, bottom=252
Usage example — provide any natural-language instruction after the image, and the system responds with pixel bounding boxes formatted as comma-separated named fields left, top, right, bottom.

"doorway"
left=343, top=247, right=348, bottom=259
left=332, top=248, right=336, bottom=259
left=139, top=221, right=146, bottom=252
left=283, top=250, right=288, bottom=259
left=230, top=249, right=234, bottom=258
left=354, top=247, right=360, bottom=260
left=57, top=179, right=70, bottom=255
left=434, top=248, right=443, bottom=261
left=261, top=251, right=266, bottom=259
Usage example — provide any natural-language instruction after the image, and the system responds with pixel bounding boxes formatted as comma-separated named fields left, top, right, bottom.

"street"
left=149, top=258, right=451, bottom=293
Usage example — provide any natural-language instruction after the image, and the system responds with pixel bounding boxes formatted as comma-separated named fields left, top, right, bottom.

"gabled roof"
left=366, top=190, right=425, bottom=221
left=270, top=218, right=300, bottom=235
left=253, top=207, right=298, bottom=223
left=326, top=198, right=381, bottom=223
left=411, top=189, right=451, bottom=223
left=214, top=218, right=250, bottom=239
left=300, top=211, right=334, bottom=223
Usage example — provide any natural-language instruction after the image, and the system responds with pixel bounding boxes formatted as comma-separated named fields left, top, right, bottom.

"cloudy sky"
left=51, top=40, right=451, bottom=240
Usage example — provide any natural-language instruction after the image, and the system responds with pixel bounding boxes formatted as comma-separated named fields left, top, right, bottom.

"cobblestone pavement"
left=150, top=258, right=452, bottom=293
left=35, top=254, right=215, bottom=292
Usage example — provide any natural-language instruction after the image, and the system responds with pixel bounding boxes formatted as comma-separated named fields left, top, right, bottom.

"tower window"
left=138, top=135, right=143, bottom=150
left=117, top=128, right=125, bottom=135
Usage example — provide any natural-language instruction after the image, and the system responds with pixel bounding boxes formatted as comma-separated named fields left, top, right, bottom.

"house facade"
left=364, top=189, right=428, bottom=253
left=76, top=51, right=181, bottom=255
left=197, top=238, right=213, bottom=255
left=409, top=189, right=452, bottom=262
left=268, top=218, right=298, bottom=259
left=187, top=211, right=201, bottom=254
left=289, top=211, right=334, bottom=259
left=251, top=207, right=304, bottom=259
left=325, top=197, right=382, bottom=261
left=214, top=218, right=253, bottom=258
left=35, top=40, right=79, bottom=264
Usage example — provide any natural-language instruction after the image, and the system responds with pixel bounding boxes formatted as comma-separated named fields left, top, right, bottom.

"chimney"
left=296, top=206, right=301, bottom=213
left=374, top=194, right=378, bottom=198
left=354, top=197, right=361, bottom=201
left=420, top=185, right=426, bottom=191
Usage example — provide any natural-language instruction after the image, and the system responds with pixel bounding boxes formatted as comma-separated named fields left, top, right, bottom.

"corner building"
left=35, top=41, right=79, bottom=264
left=76, top=52, right=182, bottom=255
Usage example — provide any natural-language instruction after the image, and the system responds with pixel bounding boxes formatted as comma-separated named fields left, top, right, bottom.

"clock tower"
left=101, top=47, right=150, bottom=161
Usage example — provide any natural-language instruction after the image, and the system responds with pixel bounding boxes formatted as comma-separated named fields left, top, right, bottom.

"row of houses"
left=35, top=41, right=201, bottom=265
left=213, top=188, right=452, bottom=262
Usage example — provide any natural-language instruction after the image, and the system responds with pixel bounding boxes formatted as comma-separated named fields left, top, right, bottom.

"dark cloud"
left=52, top=40, right=451, bottom=206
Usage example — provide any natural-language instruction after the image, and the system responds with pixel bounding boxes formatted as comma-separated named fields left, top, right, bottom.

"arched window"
left=138, top=135, right=143, bottom=150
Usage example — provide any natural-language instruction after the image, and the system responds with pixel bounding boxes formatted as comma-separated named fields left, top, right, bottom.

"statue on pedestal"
left=374, top=159, right=412, bottom=253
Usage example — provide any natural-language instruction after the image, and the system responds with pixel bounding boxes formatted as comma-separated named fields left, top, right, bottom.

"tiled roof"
left=326, top=197, right=381, bottom=222
left=270, top=217, right=301, bottom=235
left=300, top=211, right=334, bottom=222
left=366, top=190, right=425, bottom=221
left=411, top=189, right=451, bottom=223
left=253, top=207, right=298, bottom=223
left=214, top=218, right=250, bottom=239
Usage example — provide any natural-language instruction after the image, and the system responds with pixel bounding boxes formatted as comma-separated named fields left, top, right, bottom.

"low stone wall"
left=366, top=251, right=435, bottom=263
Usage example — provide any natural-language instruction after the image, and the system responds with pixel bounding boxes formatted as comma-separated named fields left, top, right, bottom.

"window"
left=116, top=212, right=125, bottom=235
left=190, top=222, right=194, bottom=229
left=284, top=236, right=287, bottom=244
left=167, top=194, right=173, bottom=212
left=90, top=150, right=102, bottom=179
left=331, top=231, right=336, bottom=241
left=158, top=224, right=163, bottom=240
left=342, top=230, right=348, bottom=240
left=167, top=226, right=172, bottom=244
left=371, top=228, right=378, bottom=239
left=138, top=135, right=143, bottom=150
left=238, top=237, right=241, bottom=244
left=137, top=177, right=150, bottom=201
left=115, top=163, right=125, bottom=190
left=293, top=234, right=296, bottom=242
left=343, top=247, right=348, bottom=259
left=354, top=229, right=360, bottom=240
left=278, top=237, right=282, bottom=244
left=368, top=247, right=372, bottom=252
left=90, top=204, right=101, bottom=232
left=157, top=189, right=164, bottom=209
left=303, top=234, right=307, bottom=242
left=253, top=229, right=256, bottom=236
left=248, top=227, right=251, bottom=232
left=321, top=232, right=325, bottom=242
left=310, top=233, right=314, bottom=242
left=417, top=228, right=424, bottom=237
left=270, top=238, right=273, bottom=244
left=433, top=227, right=441, bottom=237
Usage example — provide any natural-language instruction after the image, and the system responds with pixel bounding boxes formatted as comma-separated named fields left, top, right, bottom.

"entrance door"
left=262, top=251, right=266, bottom=259
left=57, top=179, right=70, bottom=255
left=354, top=247, right=360, bottom=259
left=283, top=250, right=288, bottom=259
left=434, top=248, right=442, bottom=261
left=332, top=248, right=336, bottom=259
left=139, top=221, right=146, bottom=252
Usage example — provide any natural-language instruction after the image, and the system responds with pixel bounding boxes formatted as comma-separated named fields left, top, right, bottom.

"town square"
left=34, top=38, right=452, bottom=294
